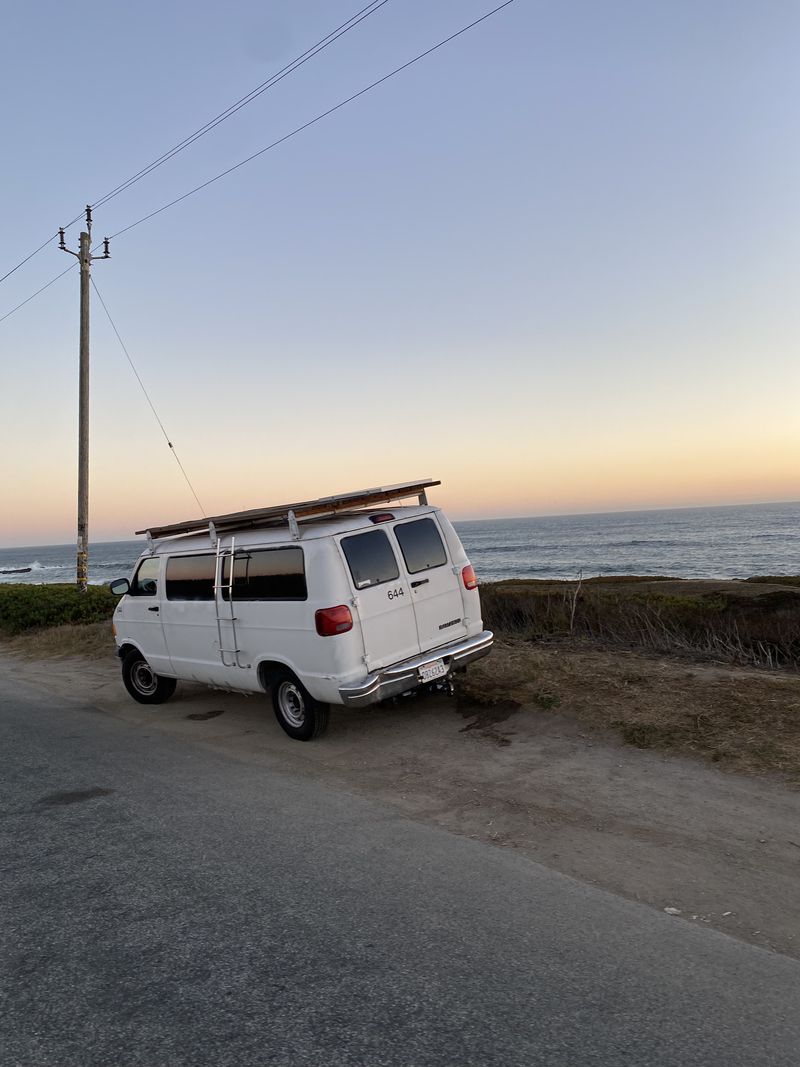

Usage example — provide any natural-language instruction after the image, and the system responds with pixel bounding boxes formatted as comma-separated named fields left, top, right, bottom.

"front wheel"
left=270, top=669, right=329, bottom=741
left=121, top=649, right=177, bottom=705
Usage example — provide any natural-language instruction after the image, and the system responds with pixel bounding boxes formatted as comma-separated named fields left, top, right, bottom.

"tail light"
left=315, top=605, right=353, bottom=636
left=461, top=564, right=478, bottom=590
left=370, top=513, right=395, bottom=524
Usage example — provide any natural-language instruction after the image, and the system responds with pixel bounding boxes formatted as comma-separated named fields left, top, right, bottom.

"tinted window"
left=130, top=557, right=159, bottom=597
left=394, top=518, right=448, bottom=574
left=165, top=554, right=216, bottom=601
left=341, top=530, right=399, bottom=589
left=221, top=547, right=306, bottom=601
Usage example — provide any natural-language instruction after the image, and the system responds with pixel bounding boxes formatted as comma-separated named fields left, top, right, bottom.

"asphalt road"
left=2, top=675, right=799, bottom=1067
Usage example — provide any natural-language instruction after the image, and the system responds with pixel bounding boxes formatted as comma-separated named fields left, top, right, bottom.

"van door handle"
left=148, top=606, right=160, bottom=612
left=411, top=579, right=429, bottom=588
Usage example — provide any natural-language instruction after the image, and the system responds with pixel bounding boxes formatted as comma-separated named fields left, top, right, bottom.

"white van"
left=110, top=481, right=493, bottom=740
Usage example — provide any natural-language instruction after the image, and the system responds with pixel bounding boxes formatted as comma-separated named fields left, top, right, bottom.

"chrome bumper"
left=339, top=630, right=493, bottom=709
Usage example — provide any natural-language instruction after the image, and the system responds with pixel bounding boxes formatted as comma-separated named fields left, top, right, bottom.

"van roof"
left=142, top=505, right=439, bottom=554
left=136, top=480, right=441, bottom=541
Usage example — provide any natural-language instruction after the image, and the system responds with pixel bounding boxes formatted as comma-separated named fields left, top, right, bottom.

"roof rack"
left=136, top=479, right=441, bottom=541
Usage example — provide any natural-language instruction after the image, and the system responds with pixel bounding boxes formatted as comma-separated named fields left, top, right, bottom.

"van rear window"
left=341, top=530, right=399, bottom=589
left=165, top=554, right=216, bottom=601
left=222, top=547, right=306, bottom=601
left=394, top=518, right=448, bottom=574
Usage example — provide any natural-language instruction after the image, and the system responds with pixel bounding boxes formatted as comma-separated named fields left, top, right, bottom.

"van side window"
left=394, top=518, right=448, bottom=575
left=130, top=557, right=160, bottom=597
left=341, top=530, right=399, bottom=589
left=165, top=554, right=216, bottom=601
left=221, top=547, right=306, bottom=601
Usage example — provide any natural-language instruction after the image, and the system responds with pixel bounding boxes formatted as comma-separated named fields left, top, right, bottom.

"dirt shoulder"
left=462, top=637, right=800, bottom=782
left=2, top=634, right=799, bottom=961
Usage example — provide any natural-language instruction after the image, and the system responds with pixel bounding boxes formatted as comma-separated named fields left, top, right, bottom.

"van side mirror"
left=109, top=578, right=130, bottom=596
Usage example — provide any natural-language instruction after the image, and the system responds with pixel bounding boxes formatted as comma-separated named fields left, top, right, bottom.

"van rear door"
left=338, top=527, right=420, bottom=670
left=392, top=516, right=469, bottom=653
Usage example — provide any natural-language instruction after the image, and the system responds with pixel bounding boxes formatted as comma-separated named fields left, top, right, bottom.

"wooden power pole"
left=59, top=208, right=110, bottom=592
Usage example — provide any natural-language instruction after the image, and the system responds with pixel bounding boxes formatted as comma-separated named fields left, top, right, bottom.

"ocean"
left=456, top=500, right=800, bottom=582
left=0, top=501, right=798, bottom=586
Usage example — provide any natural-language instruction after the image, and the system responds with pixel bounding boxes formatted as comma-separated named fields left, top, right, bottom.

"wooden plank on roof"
left=135, top=479, right=441, bottom=539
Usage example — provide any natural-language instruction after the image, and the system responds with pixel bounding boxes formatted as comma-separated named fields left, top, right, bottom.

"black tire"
left=270, top=669, right=330, bottom=741
left=121, top=649, right=177, bottom=705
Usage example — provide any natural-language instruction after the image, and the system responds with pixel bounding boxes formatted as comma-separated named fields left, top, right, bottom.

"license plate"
left=419, top=659, right=447, bottom=683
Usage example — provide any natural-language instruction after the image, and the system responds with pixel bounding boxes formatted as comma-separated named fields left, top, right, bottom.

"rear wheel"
left=121, top=649, right=177, bottom=705
left=270, top=669, right=329, bottom=741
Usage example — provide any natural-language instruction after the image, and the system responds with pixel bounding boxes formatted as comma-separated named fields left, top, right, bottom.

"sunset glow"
left=2, top=1, right=799, bottom=547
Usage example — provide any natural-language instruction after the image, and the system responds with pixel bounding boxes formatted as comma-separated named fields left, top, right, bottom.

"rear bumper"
left=339, top=630, right=493, bottom=709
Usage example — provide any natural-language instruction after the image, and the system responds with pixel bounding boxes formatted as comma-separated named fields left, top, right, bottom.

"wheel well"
left=118, top=642, right=138, bottom=661
left=257, top=660, right=293, bottom=693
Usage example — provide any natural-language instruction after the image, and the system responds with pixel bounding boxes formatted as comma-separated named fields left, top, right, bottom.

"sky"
left=1, top=0, right=799, bottom=547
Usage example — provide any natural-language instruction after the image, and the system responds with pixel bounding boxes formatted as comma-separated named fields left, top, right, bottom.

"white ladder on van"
left=213, top=536, right=248, bottom=669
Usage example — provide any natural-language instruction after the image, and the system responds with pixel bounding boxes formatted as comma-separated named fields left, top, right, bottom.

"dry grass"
left=480, top=577, right=800, bottom=669
left=460, top=637, right=800, bottom=782
left=3, top=621, right=117, bottom=661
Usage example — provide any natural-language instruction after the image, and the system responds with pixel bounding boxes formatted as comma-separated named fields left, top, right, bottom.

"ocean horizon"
left=1, top=499, right=798, bottom=585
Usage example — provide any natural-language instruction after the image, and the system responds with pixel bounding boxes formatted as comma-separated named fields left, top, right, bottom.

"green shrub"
left=0, top=585, right=116, bottom=636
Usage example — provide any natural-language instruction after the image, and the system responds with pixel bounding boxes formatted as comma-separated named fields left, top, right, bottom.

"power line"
left=1, top=0, right=516, bottom=325
left=0, top=261, right=76, bottom=325
left=90, top=276, right=206, bottom=516
left=0, top=232, right=61, bottom=285
left=0, top=1, right=390, bottom=288
left=110, top=0, right=517, bottom=241
left=91, top=0, right=392, bottom=212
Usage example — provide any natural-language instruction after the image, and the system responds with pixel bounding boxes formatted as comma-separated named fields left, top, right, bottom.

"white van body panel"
left=436, top=512, right=484, bottom=638
left=160, top=597, right=228, bottom=687
left=113, top=505, right=492, bottom=708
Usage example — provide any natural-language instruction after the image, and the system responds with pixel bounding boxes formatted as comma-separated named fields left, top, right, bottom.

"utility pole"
left=59, top=208, right=110, bottom=592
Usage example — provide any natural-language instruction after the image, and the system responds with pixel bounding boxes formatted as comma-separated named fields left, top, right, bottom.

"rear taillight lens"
left=315, top=605, right=353, bottom=636
left=462, top=564, right=478, bottom=590
left=370, top=513, right=395, bottom=524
